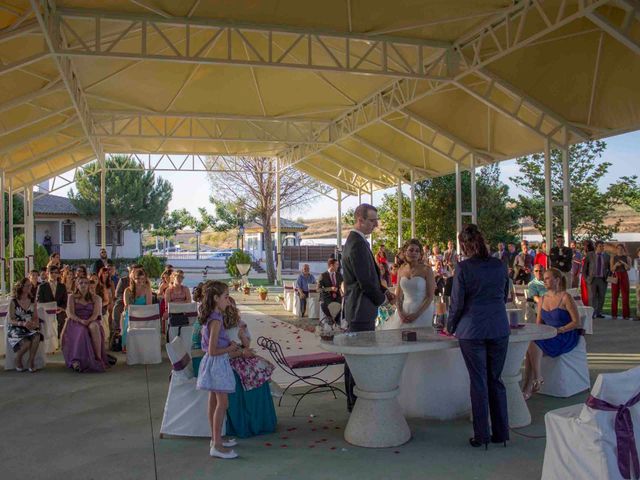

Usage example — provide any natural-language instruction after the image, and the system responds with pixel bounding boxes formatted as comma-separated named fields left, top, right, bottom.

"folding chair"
left=283, top=281, right=295, bottom=312
left=126, top=304, right=162, bottom=365
left=306, top=283, right=320, bottom=319
left=37, top=301, right=59, bottom=354
left=167, top=302, right=198, bottom=354
left=257, top=336, right=345, bottom=416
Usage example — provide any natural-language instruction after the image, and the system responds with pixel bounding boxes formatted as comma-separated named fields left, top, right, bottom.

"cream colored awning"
left=1, top=0, right=639, bottom=192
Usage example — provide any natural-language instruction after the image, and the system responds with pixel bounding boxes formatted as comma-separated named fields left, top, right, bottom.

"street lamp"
left=238, top=223, right=245, bottom=251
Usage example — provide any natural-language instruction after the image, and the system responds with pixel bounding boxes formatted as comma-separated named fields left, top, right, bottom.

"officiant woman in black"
left=446, top=224, right=510, bottom=449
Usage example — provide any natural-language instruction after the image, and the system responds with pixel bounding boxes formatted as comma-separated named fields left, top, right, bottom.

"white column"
left=397, top=179, right=403, bottom=249
left=369, top=185, right=374, bottom=245
left=561, top=142, right=571, bottom=244
left=275, top=157, right=282, bottom=286
left=455, top=164, right=462, bottom=253
left=357, top=187, right=362, bottom=205
left=100, top=157, right=107, bottom=249
left=544, top=139, right=553, bottom=252
left=8, top=181, right=14, bottom=290
left=0, top=170, right=4, bottom=293
left=470, top=155, right=477, bottom=224
left=337, top=188, right=343, bottom=250
left=24, top=186, right=34, bottom=274
left=410, top=169, right=416, bottom=238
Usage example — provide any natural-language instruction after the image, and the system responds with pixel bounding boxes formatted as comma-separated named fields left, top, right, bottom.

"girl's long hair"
left=74, top=279, right=93, bottom=302
left=98, top=266, right=113, bottom=289
left=12, top=278, right=33, bottom=301
left=198, top=281, right=229, bottom=325
left=223, top=297, right=240, bottom=330
left=128, top=268, right=147, bottom=299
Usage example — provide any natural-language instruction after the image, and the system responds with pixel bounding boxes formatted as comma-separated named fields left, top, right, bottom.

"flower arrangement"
left=256, top=285, right=268, bottom=300
left=242, top=282, right=252, bottom=294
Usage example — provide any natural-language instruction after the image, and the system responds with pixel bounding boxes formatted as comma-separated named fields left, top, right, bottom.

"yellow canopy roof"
left=1, top=0, right=639, bottom=193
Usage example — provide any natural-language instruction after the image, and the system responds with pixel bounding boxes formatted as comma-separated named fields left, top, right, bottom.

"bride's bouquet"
left=375, top=303, right=396, bottom=328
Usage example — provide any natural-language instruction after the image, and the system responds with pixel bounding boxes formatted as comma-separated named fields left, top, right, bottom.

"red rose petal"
left=394, top=450, right=400, bottom=454
left=280, top=444, right=288, bottom=448
left=308, top=445, right=315, bottom=449
left=280, top=436, right=288, bottom=440
left=264, top=443, right=272, bottom=447
left=330, top=447, right=336, bottom=450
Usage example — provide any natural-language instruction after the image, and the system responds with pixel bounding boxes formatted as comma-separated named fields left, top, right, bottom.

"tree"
left=150, top=208, right=190, bottom=252
left=207, top=157, right=321, bottom=283
left=376, top=164, right=519, bottom=250
left=510, top=141, right=629, bottom=240
left=178, top=208, right=214, bottom=259
left=3, top=192, right=24, bottom=245
left=609, top=175, right=640, bottom=213
left=69, top=155, right=173, bottom=259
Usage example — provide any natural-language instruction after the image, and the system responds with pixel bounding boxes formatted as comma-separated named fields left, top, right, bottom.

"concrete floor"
left=1, top=299, right=638, bottom=480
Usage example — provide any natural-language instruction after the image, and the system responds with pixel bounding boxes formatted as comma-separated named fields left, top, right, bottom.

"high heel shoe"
left=531, top=378, right=544, bottom=394
left=469, top=438, right=488, bottom=450
left=491, top=438, right=507, bottom=447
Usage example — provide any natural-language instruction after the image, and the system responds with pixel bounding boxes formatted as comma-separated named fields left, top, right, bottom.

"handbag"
left=110, top=333, right=122, bottom=352
left=607, top=274, right=618, bottom=284
left=169, top=312, right=189, bottom=327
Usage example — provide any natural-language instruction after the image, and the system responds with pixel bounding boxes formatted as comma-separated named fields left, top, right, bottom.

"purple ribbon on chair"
left=586, top=391, right=640, bottom=480
left=172, top=353, right=191, bottom=371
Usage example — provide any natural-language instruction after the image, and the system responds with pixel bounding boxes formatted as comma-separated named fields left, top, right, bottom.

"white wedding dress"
left=380, top=276, right=471, bottom=419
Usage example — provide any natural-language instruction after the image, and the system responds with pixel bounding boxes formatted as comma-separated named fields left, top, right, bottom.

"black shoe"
left=491, top=438, right=507, bottom=447
left=596, top=314, right=605, bottom=318
left=469, top=438, right=488, bottom=450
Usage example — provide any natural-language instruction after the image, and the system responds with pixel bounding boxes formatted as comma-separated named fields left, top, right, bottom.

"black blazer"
left=318, top=270, right=343, bottom=305
left=36, top=281, right=68, bottom=309
left=341, top=231, right=386, bottom=330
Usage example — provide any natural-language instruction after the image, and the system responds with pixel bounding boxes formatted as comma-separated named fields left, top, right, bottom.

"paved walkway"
left=1, top=297, right=638, bottom=480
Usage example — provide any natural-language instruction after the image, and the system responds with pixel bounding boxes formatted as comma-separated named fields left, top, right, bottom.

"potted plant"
left=242, top=282, right=252, bottom=295
left=256, top=286, right=268, bottom=301
left=232, top=279, right=242, bottom=291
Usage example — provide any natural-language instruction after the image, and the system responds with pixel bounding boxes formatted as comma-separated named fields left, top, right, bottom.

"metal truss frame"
left=279, top=0, right=604, bottom=169
left=53, top=7, right=452, bottom=81
left=586, top=0, right=640, bottom=56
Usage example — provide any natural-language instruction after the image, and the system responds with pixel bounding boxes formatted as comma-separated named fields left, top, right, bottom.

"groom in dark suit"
left=342, top=204, right=391, bottom=411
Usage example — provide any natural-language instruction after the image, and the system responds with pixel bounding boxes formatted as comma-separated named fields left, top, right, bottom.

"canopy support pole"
left=0, top=170, right=4, bottom=294
left=397, top=179, right=403, bottom=249
left=357, top=187, right=361, bottom=205
left=24, top=186, right=34, bottom=275
left=470, top=155, right=477, bottom=224
left=544, top=138, right=553, bottom=253
left=100, top=155, right=107, bottom=250
left=561, top=139, right=571, bottom=244
left=369, top=184, right=374, bottom=246
left=410, top=169, right=416, bottom=238
left=455, top=164, right=462, bottom=254
left=8, top=180, right=13, bottom=291
left=275, top=157, right=282, bottom=286
left=337, top=188, right=343, bottom=251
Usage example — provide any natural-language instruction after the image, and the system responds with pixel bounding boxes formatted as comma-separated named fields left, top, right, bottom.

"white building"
left=244, top=218, right=307, bottom=262
left=34, top=194, right=142, bottom=260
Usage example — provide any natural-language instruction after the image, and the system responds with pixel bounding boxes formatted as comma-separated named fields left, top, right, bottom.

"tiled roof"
left=33, top=194, right=78, bottom=216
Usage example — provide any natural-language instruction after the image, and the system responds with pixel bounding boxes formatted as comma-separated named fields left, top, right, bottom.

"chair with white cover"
left=4, top=305, right=47, bottom=370
left=306, top=283, right=320, bottom=319
left=567, top=288, right=584, bottom=306
left=578, top=305, right=594, bottom=335
left=0, top=302, right=8, bottom=357
left=542, top=366, right=640, bottom=480
left=37, top=302, right=59, bottom=354
left=126, top=304, right=162, bottom=365
left=284, top=281, right=294, bottom=312
left=167, top=302, right=198, bottom=353
left=538, top=335, right=591, bottom=398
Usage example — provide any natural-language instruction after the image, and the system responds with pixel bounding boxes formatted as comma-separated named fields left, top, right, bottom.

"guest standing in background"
left=446, top=224, right=510, bottom=449
left=570, top=240, right=582, bottom=289
left=93, top=248, right=113, bottom=275
left=36, top=265, right=68, bottom=339
left=580, top=240, right=594, bottom=306
left=634, top=248, right=640, bottom=321
left=506, top=243, right=517, bottom=279
left=443, top=240, right=458, bottom=273
left=583, top=240, right=609, bottom=318
left=534, top=241, right=548, bottom=269
left=493, top=242, right=509, bottom=272
left=514, top=242, right=533, bottom=285
left=549, top=235, right=573, bottom=287
left=610, top=243, right=632, bottom=319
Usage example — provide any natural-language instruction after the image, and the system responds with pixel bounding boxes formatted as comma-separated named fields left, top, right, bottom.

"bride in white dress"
left=381, top=239, right=471, bottom=419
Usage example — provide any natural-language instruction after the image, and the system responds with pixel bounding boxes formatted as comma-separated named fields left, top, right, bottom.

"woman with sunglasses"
left=122, top=268, right=152, bottom=350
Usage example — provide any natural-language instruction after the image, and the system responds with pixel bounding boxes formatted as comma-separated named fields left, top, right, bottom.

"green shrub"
left=225, top=249, right=252, bottom=278
left=136, top=254, right=165, bottom=279
left=10, top=233, right=49, bottom=282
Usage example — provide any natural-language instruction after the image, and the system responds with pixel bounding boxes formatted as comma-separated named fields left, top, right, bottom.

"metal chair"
left=257, top=335, right=345, bottom=416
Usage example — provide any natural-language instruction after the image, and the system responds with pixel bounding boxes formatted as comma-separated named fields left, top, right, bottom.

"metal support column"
left=470, top=155, right=477, bottom=224
left=369, top=185, right=374, bottom=245
left=100, top=156, right=107, bottom=249
left=410, top=169, right=416, bottom=238
left=275, top=157, right=282, bottom=286
left=544, top=139, right=553, bottom=252
left=0, top=170, right=4, bottom=294
left=336, top=188, right=343, bottom=250
left=8, top=181, right=13, bottom=290
left=455, top=164, right=462, bottom=253
left=561, top=141, right=571, bottom=244
left=24, top=186, right=34, bottom=274
left=397, top=179, right=403, bottom=248
left=357, top=188, right=361, bottom=206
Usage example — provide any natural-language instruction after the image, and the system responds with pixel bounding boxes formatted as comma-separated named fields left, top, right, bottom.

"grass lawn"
left=602, top=285, right=638, bottom=317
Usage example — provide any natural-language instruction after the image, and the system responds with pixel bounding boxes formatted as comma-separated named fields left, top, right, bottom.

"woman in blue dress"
left=523, top=267, right=581, bottom=400
left=122, top=268, right=152, bottom=349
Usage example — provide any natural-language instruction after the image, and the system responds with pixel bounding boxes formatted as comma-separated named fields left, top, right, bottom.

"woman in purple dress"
left=62, top=277, right=109, bottom=372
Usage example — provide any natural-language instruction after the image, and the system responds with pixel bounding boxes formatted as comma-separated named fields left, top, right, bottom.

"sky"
left=55, top=130, right=639, bottom=221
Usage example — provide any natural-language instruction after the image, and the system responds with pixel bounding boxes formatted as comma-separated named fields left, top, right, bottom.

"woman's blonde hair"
left=170, top=269, right=185, bottom=284
left=547, top=267, right=567, bottom=292
left=223, top=297, right=240, bottom=330
left=198, top=281, right=228, bottom=325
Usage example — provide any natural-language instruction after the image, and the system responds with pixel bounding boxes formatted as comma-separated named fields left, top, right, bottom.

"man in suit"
left=342, top=203, right=391, bottom=411
left=493, top=242, right=509, bottom=271
left=318, top=258, right=343, bottom=324
left=36, top=265, right=68, bottom=338
left=549, top=235, right=573, bottom=287
left=584, top=240, right=610, bottom=318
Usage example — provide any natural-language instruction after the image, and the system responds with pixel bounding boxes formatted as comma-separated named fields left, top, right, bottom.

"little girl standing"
left=196, top=281, right=241, bottom=459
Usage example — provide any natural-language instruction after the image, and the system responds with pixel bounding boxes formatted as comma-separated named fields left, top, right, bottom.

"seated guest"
left=47, top=252, right=62, bottom=270
left=513, top=242, right=533, bottom=285
left=61, top=266, right=75, bottom=294
left=62, top=277, right=108, bottom=372
left=295, top=264, right=315, bottom=317
left=98, top=267, right=115, bottom=325
left=122, top=268, right=153, bottom=349
left=527, top=265, right=547, bottom=305
left=39, top=267, right=48, bottom=284
left=390, top=262, right=399, bottom=287
left=164, top=269, right=192, bottom=332
left=111, top=263, right=141, bottom=342
left=522, top=268, right=580, bottom=400
left=36, top=265, right=68, bottom=339
left=109, top=264, right=119, bottom=290
left=7, top=278, right=43, bottom=372
left=225, top=298, right=277, bottom=438
left=533, top=241, right=548, bottom=269
left=75, top=265, right=88, bottom=280
left=191, top=281, right=206, bottom=374
left=28, top=270, right=40, bottom=299
left=158, top=268, right=173, bottom=328
left=318, top=259, right=343, bottom=324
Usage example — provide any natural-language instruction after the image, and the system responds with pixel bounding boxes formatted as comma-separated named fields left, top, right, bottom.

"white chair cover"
left=567, top=288, right=584, bottom=306
left=306, top=283, right=320, bottom=319
left=4, top=305, right=47, bottom=370
left=284, top=281, right=294, bottom=312
left=126, top=304, right=161, bottom=365
left=37, top=301, right=59, bottom=354
left=542, top=366, right=640, bottom=480
left=539, top=336, right=590, bottom=398
left=578, top=305, right=594, bottom=335
left=0, top=302, right=8, bottom=357
left=167, top=302, right=197, bottom=354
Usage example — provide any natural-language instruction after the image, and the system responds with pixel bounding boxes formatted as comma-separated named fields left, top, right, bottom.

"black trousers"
left=298, top=291, right=308, bottom=316
left=589, top=277, right=607, bottom=316
left=344, top=322, right=373, bottom=411
left=320, top=301, right=341, bottom=324
left=458, top=336, right=510, bottom=443
left=56, top=312, right=67, bottom=339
